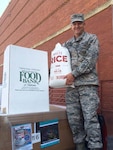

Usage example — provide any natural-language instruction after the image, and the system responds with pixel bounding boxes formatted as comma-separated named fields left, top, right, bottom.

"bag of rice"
left=49, top=43, right=74, bottom=88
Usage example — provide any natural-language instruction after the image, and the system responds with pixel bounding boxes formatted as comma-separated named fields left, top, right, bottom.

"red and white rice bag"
left=49, top=43, right=74, bottom=88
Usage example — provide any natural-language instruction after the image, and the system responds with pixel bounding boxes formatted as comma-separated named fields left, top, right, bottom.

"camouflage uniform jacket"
left=63, top=32, right=99, bottom=86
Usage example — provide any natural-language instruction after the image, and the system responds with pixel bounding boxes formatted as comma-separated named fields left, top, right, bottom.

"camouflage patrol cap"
left=71, top=13, right=84, bottom=23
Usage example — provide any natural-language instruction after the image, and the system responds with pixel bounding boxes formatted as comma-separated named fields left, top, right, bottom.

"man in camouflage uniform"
left=63, top=14, right=103, bottom=150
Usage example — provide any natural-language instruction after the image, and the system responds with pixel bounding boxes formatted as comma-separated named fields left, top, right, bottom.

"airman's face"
left=71, top=21, right=85, bottom=38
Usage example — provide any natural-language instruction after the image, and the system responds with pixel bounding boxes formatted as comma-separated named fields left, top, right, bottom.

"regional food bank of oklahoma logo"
left=19, top=69, right=41, bottom=85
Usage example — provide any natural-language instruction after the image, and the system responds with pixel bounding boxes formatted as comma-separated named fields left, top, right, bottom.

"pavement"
left=107, top=136, right=113, bottom=150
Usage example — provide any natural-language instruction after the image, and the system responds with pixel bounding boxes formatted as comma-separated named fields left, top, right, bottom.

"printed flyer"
left=40, top=119, right=60, bottom=148
left=11, top=123, right=33, bottom=150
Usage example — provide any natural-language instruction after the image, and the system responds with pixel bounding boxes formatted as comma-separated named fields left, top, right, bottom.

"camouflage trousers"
left=65, top=85, right=103, bottom=149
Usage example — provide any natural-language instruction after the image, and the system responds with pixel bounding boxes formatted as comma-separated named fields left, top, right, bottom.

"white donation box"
left=1, top=45, right=49, bottom=114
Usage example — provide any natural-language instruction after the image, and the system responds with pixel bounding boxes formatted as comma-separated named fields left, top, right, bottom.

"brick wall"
left=0, top=0, right=109, bottom=64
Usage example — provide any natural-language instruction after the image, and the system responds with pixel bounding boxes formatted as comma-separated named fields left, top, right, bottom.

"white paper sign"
left=32, top=133, right=41, bottom=144
left=1, top=45, right=49, bottom=114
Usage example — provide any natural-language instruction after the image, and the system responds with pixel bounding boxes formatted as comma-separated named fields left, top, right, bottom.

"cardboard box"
left=1, top=45, right=49, bottom=114
left=0, top=105, right=75, bottom=150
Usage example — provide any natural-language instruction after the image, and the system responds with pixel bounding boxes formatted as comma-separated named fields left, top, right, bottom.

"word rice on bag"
left=49, top=43, right=74, bottom=88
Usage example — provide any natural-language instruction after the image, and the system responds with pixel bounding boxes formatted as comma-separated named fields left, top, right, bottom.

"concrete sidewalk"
left=107, top=136, right=113, bottom=150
